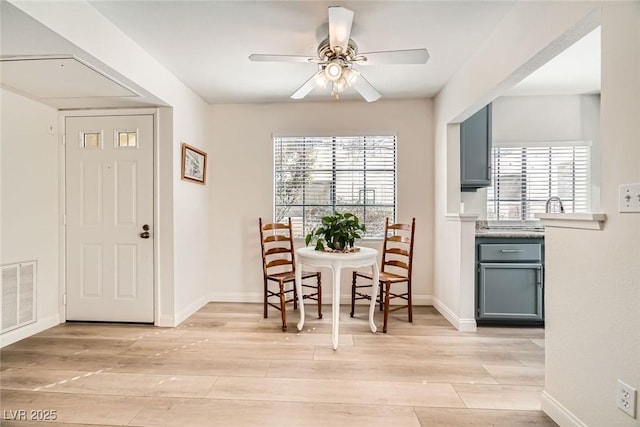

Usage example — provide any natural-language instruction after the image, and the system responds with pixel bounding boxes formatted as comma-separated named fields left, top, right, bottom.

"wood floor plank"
left=267, top=359, right=498, bottom=384
left=130, top=397, right=422, bottom=427
left=483, top=364, right=545, bottom=386
left=453, top=384, right=545, bottom=410
left=206, top=376, right=466, bottom=407
left=0, top=390, right=150, bottom=425
left=313, top=344, right=525, bottom=366
left=415, top=407, right=558, bottom=426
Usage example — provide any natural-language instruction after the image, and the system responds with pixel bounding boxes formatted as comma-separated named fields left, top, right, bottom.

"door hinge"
left=63, top=213, right=67, bottom=226
left=62, top=134, right=66, bottom=145
left=63, top=294, right=67, bottom=306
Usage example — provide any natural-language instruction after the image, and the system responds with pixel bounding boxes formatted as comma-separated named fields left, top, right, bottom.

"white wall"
left=9, top=0, right=212, bottom=326
left=494, top=95, right=590, bottom=142
left=0, top=89, right=61, bottom=346
left=543, top=3, right=640, bottom=426
left=208, top=99, right=434, bottom=304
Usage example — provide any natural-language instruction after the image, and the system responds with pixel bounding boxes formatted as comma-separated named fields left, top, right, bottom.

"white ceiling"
left=1, top=1, right=601, bottom=107
left=1, top=56, right=138, bottom=98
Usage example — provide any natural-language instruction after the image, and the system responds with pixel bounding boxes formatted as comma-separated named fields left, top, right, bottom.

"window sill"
left=535, top=213, right=607, bottom=230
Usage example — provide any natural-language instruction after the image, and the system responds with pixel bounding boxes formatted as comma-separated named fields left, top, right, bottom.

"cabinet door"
left=478, top=262, right=543, bottom=321
left=461, top=103, right=492, bottom=190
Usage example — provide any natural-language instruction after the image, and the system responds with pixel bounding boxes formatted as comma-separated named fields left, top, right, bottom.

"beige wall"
left=0, top=89, right=61, bottom=346
left=544, top=3, right=640, bottom=426
left=208, top=99, right=434, bottom=304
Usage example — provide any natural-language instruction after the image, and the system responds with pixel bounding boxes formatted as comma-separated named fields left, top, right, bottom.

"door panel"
left=66, top=114, right=153, bottom=322
left=115, top=161, right=138, bottom=225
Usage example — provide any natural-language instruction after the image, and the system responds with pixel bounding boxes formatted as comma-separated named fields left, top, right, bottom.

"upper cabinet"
left=460, top=103, right=492, bottom=191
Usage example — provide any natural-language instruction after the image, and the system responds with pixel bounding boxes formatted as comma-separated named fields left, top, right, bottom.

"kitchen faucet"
left=545, top=196, right=565, bottom=213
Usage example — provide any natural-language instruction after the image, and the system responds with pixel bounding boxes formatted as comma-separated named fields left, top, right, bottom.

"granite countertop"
left=475, top=228, right=545, bottom=238
left=475, top=220, right=545, bottom=238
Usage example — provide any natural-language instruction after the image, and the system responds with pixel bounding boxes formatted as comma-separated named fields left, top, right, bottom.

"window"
left=81, top=131, right=102, bottom=148
left=116, top=131, right=137, bottom=148
left=274, top=135, right=396, bottom=238
left=487, top=143, right=591, bottom=221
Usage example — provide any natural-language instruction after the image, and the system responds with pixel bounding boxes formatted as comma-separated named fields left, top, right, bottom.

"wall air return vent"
left=1, top=261, right=37, bottom=334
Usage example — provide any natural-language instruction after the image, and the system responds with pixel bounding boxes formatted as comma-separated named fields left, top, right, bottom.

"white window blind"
left=487, top=143, right=591, bottom=221
left=274, top=135, right=396, bottom=238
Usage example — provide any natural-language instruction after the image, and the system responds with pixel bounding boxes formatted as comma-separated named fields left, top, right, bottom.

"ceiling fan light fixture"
left=334, top=77, right=348, bottom=93
left=315, top=70, right=329, bottom=88
left=342, top=67, right=359, bottom=85
left=324, top=61, right=343, bottom=81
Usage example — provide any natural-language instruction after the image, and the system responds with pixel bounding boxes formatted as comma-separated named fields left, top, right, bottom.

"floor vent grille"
left=1, top=261, right=37, bottom=334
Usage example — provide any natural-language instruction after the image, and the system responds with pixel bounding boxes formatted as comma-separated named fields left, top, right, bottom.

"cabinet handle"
left=499, top=249, right=524, bottom=253
left=536, top=267, right=543, bottom=287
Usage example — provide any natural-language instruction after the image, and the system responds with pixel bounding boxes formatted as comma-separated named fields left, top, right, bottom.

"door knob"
left=140, top=224, right=150, bottom=239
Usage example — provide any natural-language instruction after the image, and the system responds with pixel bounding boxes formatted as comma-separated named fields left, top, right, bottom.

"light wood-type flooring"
left=0, top=303, right=557, bottom=426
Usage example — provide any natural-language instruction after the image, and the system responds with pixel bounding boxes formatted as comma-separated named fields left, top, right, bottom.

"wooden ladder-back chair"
left=350, top=217, right=415, bottom=333
left=259, top=218, right=322, bottom=331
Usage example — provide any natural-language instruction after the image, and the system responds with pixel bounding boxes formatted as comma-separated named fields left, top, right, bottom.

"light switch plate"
left=619, top=183, right=640, bottom=213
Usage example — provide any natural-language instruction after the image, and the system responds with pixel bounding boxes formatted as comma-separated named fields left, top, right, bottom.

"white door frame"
left=58, top=108, right=160, bottom=325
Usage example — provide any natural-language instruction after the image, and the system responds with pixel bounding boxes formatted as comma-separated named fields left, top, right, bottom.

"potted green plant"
left=305, top=212, right=366, bottom=252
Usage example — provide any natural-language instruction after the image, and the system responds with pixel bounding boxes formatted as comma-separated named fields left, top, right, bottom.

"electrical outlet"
left=619, top=183, right=640, bottom=213
left=617, top=380, right=637, bottom=418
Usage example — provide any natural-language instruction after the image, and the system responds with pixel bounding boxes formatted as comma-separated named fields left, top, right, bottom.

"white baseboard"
left=0, top=313, right=60, bottom=348
left=156, top=315, right=177, bottom=327
left=541, top=391, right=587, bottom=427
left=431, top=297, right=477, bottom=332
left=209, top=292, right=263, bottom=303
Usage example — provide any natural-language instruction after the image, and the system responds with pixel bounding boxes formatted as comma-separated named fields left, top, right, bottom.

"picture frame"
left=181, top=143, right=207, bottom=185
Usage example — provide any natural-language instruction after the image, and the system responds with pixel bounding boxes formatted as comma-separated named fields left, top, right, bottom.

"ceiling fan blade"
left=358, top=49, right=430, bottom=65
left=249, top=54, right=314, bottom=63
left=350, top=71, right=381, bottom=103
left=328, top=6, right=354, bottom=52
left=291, top=70, right=324, bottom=100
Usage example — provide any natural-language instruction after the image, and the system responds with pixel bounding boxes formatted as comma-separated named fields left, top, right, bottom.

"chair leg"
left=407, top=280, right=413, bottom=323
left=316, top=273, right=323, bottom=319
left=279, top=282, right=287, bottom=331
left=350, top=272, right=357, bottom=317
left=263, top=279, right=268, bottom=319
left=383, top=282, right=391, bottom=334
left=379, top=282, right=384, bottom=312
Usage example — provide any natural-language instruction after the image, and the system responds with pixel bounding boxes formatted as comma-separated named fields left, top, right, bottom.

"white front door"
left=65, top=114, right=154, bottom=322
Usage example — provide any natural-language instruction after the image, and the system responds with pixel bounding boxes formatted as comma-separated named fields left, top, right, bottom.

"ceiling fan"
left=248, top=6, right=429, bottom=102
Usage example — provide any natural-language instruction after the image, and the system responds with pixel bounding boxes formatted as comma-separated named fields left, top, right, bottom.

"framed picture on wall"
left=181, top=143, right=207, bottom=184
